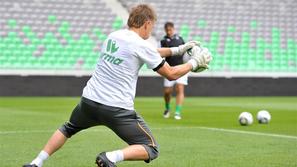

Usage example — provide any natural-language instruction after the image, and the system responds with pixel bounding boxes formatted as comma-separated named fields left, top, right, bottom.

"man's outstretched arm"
left=156, top=46, right=212, bottom=80
left=157, top=41, right=199, bottom=57
left=156, top=62, right=193, bottom=81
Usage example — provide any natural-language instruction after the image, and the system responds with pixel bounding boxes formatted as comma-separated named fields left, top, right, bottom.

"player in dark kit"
left=161, top=22, right=189, bottom=120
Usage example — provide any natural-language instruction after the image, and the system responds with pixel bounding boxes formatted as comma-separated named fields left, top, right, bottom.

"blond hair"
left=127, top=4, right=157, bottom=28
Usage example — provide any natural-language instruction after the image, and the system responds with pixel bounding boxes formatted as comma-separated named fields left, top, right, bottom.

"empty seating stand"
left=0, top=0, right=296, bottom=74
left=119, top=0, right=297, bottom=73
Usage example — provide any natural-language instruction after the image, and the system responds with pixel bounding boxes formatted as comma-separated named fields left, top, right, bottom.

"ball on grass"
left=238, top=112, right=253, bottom=126
left=257, top=110, right=271, bottom=124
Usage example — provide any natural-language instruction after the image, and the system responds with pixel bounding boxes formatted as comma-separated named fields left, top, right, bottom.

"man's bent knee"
left=143, top=144, right=159, bottom=163
left=59, top=122, right=83, bottom=138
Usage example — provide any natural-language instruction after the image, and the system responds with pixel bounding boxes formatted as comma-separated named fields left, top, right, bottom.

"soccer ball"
left=257, top=110, right=271, bottom=124
left=238, top=112, right=253, bottom=126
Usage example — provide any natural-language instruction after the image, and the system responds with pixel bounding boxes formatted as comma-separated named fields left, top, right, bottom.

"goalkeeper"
left=23, top=4, right=211, bottom=167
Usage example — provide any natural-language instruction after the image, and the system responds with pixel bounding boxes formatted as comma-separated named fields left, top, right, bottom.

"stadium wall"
left=0, top=76, right=296, bottom=96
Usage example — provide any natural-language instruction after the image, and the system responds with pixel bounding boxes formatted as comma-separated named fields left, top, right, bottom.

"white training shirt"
left=82, top=29, right=164, bottom=110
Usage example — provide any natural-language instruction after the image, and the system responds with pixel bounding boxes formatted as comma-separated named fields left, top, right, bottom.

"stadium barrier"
left=0, top=75, right=296, bottom=96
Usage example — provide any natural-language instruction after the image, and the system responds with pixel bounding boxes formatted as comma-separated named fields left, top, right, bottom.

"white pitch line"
left=196, top=127, right=297, bottom=140
left=0, top=130, right=54, bottom=134
left=0, top=127, right=296, bottom=140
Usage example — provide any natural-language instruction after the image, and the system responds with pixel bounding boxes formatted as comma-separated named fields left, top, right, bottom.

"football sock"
left=165, top=103, right=170, bottom=110
left=175, top=105, right=182, bottom=114
left=31, top=150, right=49, bottom=167
left=106, top=150, right=124, bottom=163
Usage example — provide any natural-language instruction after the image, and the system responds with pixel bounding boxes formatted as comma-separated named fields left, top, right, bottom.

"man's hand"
left=187, top=46, right=212, bottom=72
left=170, top=41, right=200, bottom=56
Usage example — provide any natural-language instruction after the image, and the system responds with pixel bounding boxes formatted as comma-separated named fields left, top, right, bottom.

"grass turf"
left=0, top=97, right=296, bottom=167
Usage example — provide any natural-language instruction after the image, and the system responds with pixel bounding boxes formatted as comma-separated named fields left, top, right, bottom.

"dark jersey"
left=160, top=34, right=185, bottom=66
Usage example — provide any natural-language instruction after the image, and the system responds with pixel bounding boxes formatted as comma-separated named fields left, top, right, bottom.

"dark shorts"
left=59, top=97, right=159, bottom=162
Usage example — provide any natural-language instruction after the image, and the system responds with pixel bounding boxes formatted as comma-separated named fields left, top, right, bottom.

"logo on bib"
left=106, top=39, right=119, bottom=54
left=101, top=39, right=123, bottom=65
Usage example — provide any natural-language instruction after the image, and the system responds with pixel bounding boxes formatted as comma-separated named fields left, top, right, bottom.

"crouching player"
left=23, top=4, right=212, bottom=167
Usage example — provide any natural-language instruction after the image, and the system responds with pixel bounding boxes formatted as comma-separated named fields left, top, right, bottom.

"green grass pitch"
left=0, top=97, right=296, bottom=167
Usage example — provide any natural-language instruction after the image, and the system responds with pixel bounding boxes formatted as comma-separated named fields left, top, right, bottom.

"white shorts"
left=164, top=73, right=189, bottom=87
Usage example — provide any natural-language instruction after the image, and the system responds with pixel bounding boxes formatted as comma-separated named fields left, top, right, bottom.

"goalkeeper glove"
left=170, top=41, right=200, bottom=56
left=187, top=46, right=212, bottom=72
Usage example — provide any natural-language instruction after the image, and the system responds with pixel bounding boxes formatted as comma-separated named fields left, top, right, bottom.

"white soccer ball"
left=238, top=112, right=253, bottom=126
left=257, top=110, right=271, bottom=124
